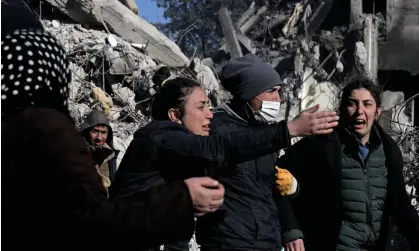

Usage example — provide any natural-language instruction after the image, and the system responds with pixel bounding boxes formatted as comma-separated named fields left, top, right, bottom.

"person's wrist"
left=287, top=120, right=298, bottom=137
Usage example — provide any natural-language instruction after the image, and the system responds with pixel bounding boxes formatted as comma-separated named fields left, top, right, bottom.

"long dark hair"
left=151, top=77, right=201, bottom=121
left=338, top=77, right=383, bottom=124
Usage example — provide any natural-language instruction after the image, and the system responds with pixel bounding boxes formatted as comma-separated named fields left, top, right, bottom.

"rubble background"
left=20, top=0, right=419, bottom=250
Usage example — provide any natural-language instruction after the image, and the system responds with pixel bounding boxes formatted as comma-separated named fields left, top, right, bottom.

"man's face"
left=249, top=85, right=281, bottom=111
left=89, top=125, right=108, bottom=148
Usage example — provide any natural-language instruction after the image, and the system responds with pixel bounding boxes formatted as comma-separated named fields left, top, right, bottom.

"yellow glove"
left=275, top=167, right=298, bottom=196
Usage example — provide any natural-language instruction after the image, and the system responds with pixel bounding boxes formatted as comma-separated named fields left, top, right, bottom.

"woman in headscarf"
left=1, top=2, right=224, bottom=250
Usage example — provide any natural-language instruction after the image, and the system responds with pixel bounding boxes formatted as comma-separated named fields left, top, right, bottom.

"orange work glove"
left=275, top=167, right=298, bottom=196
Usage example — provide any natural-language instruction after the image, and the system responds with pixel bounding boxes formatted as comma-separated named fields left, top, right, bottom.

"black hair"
left=152, top=66, right=172, bottom=92
left=151, top=77, right=201, bottom=121
left=338, top=77, right=383, bottom=120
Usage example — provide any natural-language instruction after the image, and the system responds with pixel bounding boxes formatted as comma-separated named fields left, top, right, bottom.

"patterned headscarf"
left=1, top=2, right=71, bottom=118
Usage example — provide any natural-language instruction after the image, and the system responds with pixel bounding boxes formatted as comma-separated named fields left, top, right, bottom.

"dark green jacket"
left=277, top=124, right=419, bottom=251
left=336, top=128, right=387, bottom=250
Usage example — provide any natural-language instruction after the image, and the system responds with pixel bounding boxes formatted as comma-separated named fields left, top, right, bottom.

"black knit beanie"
left=221, top=53, right=282, bottom=102
left=1, top=2, right=71, bottom=118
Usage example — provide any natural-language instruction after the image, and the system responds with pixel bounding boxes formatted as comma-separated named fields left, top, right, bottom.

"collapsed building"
left=16, top=0, right=418, bottom=249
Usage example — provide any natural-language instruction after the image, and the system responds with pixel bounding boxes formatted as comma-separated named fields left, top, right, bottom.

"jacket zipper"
left=362, top=161, right=373, bottom=229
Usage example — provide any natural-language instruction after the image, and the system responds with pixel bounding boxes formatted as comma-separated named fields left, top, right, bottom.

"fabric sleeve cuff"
left=282, top=229, right=304, bottom=243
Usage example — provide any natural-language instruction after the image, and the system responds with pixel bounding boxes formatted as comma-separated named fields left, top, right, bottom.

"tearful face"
left=89, top=125, right=108, bottom=147
left=179, top=87, right=213, bottom=136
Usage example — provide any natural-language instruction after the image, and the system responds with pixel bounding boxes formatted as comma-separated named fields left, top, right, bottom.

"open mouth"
left=353, top=119, right=366, bottom=130
left=202, top=124, right=210, bottom=131
left=94, top=140, right=105, bottom=145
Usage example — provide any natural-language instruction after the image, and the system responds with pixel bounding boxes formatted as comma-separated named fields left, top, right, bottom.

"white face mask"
left=252, top=98, right=281, bottom=123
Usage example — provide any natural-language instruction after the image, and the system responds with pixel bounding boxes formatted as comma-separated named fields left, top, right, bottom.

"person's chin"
left=200, top=131, right=210, bottom=136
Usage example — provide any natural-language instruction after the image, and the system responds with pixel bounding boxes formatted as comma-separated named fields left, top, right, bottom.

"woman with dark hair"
left=1, top=2, right=226, bottom=250
left=110, top=75, right=339, bottom=251
left=277, top=77, right=419, bottom=251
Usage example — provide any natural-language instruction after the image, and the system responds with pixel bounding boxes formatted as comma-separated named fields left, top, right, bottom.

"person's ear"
left=168, top=108, right=182, bottom=124
left=375, top=107, right=382, bottom=120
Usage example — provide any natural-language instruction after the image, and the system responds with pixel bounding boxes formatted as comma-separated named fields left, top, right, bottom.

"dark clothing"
left=277, top=125, right=419, bottom=251
left=110, top=119, right=292, bottom=198
left=337, top=129, right=388, bottom=250
left=80, top=110, right=119, bottom=182
left=110, top=118, right=292, bottom=250
left=2, top=107, right=195, bottom=250
left=196, top=103, right=302, bottom=251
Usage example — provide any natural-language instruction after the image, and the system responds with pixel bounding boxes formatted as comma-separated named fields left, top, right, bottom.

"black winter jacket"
left=196, top=103, right=303, bottom=251
left=2, top=107, right=195, bottom=250
left=110, top=119, right=292, bottom=198
left=277, top=125, right=419, bottom=251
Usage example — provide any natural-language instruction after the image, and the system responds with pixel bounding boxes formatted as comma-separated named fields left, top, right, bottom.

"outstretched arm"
left=153, top=121, right=292, bottom=169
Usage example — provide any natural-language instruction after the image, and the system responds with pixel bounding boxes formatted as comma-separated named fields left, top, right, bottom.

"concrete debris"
left=43, top=0, right=188, bottom=67
left=33, top=0, right=417, bottom=229
left=355, top=42, right=368, bottom=68
left=382, top=91, right=405, bottom=111
left=282, top=3, right=305, bottom=37
left=190, top=58, right=229, bottom=106
left=40, top=15, right=230, bottom=156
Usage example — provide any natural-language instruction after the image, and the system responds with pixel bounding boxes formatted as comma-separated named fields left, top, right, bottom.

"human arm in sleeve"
left=16, top=107, right=195, bottom=248
left=274, top=192, right=304, bottom=244
left=153, top=120, right=291, bottom=170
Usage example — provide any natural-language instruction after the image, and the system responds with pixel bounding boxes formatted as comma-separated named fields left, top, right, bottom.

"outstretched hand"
left=287, top=104, right=339, bottom=137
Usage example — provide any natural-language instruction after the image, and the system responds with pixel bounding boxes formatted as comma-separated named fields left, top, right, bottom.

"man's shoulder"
left=211, top=104, right=247, bottom=134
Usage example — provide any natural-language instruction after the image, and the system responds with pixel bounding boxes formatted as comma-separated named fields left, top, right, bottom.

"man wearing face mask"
left=196, top=54, right=339, bottom=251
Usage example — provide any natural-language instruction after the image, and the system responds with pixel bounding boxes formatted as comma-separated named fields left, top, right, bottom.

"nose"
left=356, top=104, right=364, bottom=115
left=273, top=92, right=280, bottom=102
left=206, top=109, right=213, bottom=119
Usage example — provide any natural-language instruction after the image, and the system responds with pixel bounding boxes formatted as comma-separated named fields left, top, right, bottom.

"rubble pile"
left=42, top=19, right=229, bottom=161
left=21, top=0, right=418, bottom=249
left=43, top=20, right=152, bottom=151
left=211, top=0, right=419, bottom=217
left=209, top=0, right=387, bottom=122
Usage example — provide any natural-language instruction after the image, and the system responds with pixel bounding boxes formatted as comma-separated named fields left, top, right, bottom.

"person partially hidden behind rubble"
left=1, top=2, right=225, bottom=250
left=110, top=74, right=338, bottom=251
left=80, top=110, right=119, bottom=188
left=277, top=78, right=419, bottom=251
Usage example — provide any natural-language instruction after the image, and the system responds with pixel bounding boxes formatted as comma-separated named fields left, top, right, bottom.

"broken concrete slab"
left=218, top=7, right=243, bottom=59
left=44, top=0, right=189, bottom=67
left=381, top=90, right=405, bottom=111
left=104, top=47, right=136, bottom=75
left=190, top=58, right=229, bottom=106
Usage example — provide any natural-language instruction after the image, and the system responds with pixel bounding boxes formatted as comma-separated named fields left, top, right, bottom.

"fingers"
left=312, top=110, right=337, bottom=118
left=298, top=240, right=305, bottom=251
left=196, top=177, right=219, bottom=187
left=209, top=198, right=224, bottom=207
left=304, top=104, right=320, bottom=113
left=207, top=186, right=224, bottom=201
left=287, top=243, right=295, bottom=251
